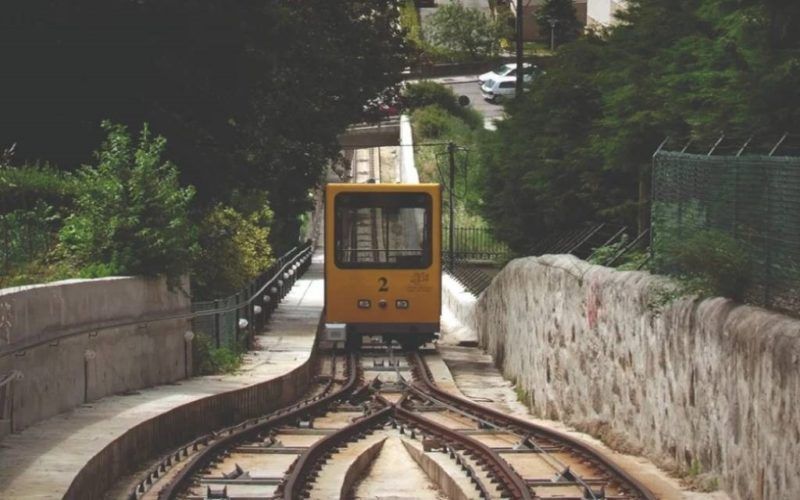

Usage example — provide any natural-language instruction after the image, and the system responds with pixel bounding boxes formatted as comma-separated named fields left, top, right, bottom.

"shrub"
left=59, top=122, right=196, bottom=284
left=0, top=201, right=60, bottom=270
left=0, top=165, right=78, bottom=214
left=192, top=333, right=244, bottom=375
left=412, top=105, right=459, bottom=139
left=192, top=201, right=273, bottom=299
left=424, top=3, right=509, bottom=61
left=403, top=81, right=483, bottom=129
left=655, top=229, right=752, bottom=301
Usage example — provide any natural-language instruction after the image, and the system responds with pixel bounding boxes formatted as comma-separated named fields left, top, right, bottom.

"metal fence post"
left=234, top=292, right=241, bottom=344
left=213, top=299, right=221, bottom=348
left=764, top=167, right=773, bottom=307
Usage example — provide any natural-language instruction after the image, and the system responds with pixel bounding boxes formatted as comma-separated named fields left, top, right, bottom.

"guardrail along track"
left=137, top=345, right=656, bottom=500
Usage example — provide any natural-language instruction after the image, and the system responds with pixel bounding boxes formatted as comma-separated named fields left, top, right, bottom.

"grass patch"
left=192, top=334, right=246, bottom=375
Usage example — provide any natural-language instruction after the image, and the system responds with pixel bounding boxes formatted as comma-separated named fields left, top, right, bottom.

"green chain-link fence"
left=651, top=151, right=800, bottom=314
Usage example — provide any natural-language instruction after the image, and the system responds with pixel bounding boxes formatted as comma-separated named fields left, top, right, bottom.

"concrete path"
left=0, top=253, right=325, bottom=499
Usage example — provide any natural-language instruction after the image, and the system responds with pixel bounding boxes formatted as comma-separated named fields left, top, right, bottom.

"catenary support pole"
left=516, top=0, right=524, bottom=96
left=448, top=142, right=456, bottom=269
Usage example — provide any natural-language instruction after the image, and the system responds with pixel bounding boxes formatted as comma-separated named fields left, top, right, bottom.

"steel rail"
left=409, top=352, right=658, bottom=500
left=404, top=379, right=600, bottom=487
left=0, top=244, right=313, bottom=358
left=132, top=353, right=341, bottom=499
left=445, top=444, right=494, bottom=500
left=156, top=352, right=359, bottom=499
left=395, top=405, right=533, bottom=500
left=281, top=405, right=393, bottom=499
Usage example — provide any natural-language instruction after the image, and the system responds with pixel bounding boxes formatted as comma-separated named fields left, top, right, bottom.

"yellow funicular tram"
left=324, top=183, right=442, bottom=350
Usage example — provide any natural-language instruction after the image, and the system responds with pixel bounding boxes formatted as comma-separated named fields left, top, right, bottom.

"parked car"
left=361, top=91, right=401, bottom=122
left=478, top=63, right=536, bottom=84
left=480, top=76, right=518, bottom=103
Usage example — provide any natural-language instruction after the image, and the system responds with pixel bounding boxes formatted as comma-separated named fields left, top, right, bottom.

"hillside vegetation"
left=478, top=0, right=800, bottom=252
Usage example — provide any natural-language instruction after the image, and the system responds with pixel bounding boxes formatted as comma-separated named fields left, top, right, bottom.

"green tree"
left=478, top=0, right=800, bottom=252
left=478, top=38, right=605, bottom=252
left=192, top=202, right=273, bottom=299
left=425, top=2, right=509, bottom=61
left=59, top=122, right=196, bottom=283
left=536, top=0, right=582, bottom=47
left=1, top=0, right=408, bottom=251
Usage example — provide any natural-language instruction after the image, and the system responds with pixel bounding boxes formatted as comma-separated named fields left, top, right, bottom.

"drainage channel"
left=126, top=344, right=656, bottom=500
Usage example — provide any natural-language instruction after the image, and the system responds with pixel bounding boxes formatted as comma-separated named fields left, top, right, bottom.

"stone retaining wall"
left=0, top=276, right=191, bottom=436
left=473, top=255, right=800, bottom=500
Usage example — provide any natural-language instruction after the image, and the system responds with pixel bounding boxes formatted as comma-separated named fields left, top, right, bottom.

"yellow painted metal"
left=324, top=183, right=442, bottom=326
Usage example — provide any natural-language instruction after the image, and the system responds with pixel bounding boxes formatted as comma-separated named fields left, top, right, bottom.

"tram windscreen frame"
left=334, top=191, right=433, bottom=269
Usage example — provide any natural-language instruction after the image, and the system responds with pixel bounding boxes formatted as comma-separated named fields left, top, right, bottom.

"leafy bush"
left=411, top=103, right=487, bottom=227
left=0, top=200, right=61, bottom=276
left=412, top=105, right=460, bottom=139
left=0, top=165, right=78, bottom=214
left=655, top=229, right=752, bottom=301
left=192, top=200, right=273, bottom=299
left=403, top=81, right=483, bottom=129
left=425, top=3, right=509, bottom=61
left=59, top=122, right=196, bottom=284
left=192, top=333, right=244, bottom=375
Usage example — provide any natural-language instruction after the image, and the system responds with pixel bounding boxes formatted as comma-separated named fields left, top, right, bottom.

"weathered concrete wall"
left=474, top=255, right=800, bottom=500
left=0, top=277, right=191, bottom=436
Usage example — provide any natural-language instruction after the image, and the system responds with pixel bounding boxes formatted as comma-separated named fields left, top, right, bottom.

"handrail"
left=0, top=243, right=313, bottom=359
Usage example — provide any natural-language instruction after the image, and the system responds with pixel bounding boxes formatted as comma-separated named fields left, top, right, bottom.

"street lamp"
left=549, top=18, right=559, bottom=51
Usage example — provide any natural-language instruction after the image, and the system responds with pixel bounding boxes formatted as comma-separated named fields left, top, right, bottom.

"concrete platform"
left=0, top=253, right=325, bottom=500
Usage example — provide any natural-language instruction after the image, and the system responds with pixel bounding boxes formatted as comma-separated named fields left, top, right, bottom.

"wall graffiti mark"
left=586, top=280, right=601, bottom=330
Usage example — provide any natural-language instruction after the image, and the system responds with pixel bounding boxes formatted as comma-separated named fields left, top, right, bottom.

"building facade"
left=586, top=0, right=627, bottom=27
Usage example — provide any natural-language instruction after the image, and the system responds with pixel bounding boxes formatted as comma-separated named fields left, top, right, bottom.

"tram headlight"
left=357, top=299, right=371, bottom=309
left=395, top=299, right=409, bottom=309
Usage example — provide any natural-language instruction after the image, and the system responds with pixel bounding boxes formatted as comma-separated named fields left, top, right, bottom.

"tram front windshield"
left=334, top=192, right=432, bottom=269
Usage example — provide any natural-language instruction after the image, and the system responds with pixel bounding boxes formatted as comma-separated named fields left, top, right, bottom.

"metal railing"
left=530, top=223, right=629, bottom=261
left=443, top=226, right=509, bottom=264
left=448, top=266, right=495, bottom=296
left=190, top=242, right=314, bottom=348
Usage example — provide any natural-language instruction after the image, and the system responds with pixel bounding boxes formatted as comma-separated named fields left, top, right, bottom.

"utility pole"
left=515, top=0, right=524, bottom=97
left=447, top=142, right=456, bottom=270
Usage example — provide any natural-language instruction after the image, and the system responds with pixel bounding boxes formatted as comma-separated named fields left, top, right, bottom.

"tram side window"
left=335, top=192, right=432, bottom=269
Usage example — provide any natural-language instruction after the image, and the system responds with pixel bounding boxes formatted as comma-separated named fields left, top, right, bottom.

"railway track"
left=129, top=344, right=656, bottom=500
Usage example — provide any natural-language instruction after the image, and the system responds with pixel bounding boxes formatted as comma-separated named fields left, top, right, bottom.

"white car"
left=478, top=63, right=535, bottom=84
left=481, top=76, right=518, bottom=103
